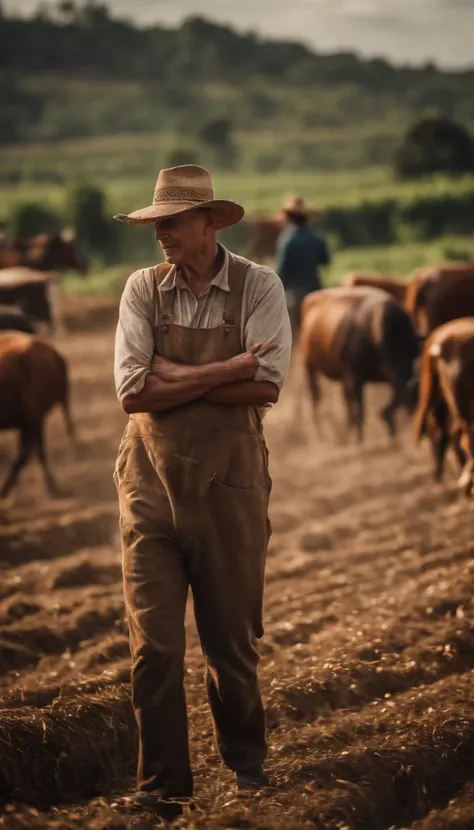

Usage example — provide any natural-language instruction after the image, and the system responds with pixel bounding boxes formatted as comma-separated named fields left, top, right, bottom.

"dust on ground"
left=0, top=301, right=473, bottom=830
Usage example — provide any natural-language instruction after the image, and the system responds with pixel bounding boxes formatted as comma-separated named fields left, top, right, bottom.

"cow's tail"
left=413, top=342, right=439, bottom=442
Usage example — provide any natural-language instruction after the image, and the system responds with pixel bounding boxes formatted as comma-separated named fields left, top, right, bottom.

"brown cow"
left=414, top=317, right=474, bottom=494
left=405, top=263, right=474, bottom=335
left=246, top=218, right=282, bottom=260
left=0, top=232, right=87, bottom=333
left=0, top=305, right=36, bottom=334
left=0, top=231, right=87, bottom=274
left=0, top=269, right=56, bottom=333
left=342, top=272, right=407, bottom=305
left=300, top=287, right=420, bottom=441
left=0, top=332, right=75, bottom=497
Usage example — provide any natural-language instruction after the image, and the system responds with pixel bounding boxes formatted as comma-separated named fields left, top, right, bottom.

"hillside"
left=1, top=1, right=473, bottom=166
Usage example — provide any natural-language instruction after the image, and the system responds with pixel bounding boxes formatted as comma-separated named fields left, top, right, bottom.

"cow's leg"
left=457, top=426, right=474, bottom=496
left=0, top=432, right=33, bottom=498
left=47, top=281, right=65, bottom=336
left=379, top=387, right=401, bottom=438
left=353, top=382, right=365, bottom=443
left=34, top=423, right=62, bottom=496
left=433, top=428, right=450, bottom=481
left=305, top=364, right=322, bottom=436
left=343, top=375, right=364, bottom=442
left=426, top=407, right=450, bottom=481
left=451, top=425, right=467, bottom=472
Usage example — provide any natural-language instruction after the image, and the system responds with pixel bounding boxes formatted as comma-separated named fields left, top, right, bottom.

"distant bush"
left=442, top=245, right=473, bottom=263
left=394, top=117, right=474, bottom=179
left=320, top=190, right=474, bottom=248
left=69, top=184, right=121, bottom=264
left=321, top=201, right=395, bottom=247
left=397, top=192, right=474, bottom=239
left=198, top=118, right=238, bottom=170
left=12, top=203, right=61, bottom=237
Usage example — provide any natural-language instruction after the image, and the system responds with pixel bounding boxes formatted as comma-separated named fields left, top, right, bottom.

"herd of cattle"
left=0, top=228, right=473, bottom=501
left=300, top=264, right=474, bottom=495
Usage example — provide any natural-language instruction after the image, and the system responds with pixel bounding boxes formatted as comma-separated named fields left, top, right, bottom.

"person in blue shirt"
left=276, top=195, right=331, bottom=336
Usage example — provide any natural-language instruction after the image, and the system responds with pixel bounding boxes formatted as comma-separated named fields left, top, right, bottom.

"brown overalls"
left=114, top=254, right=271, bottom=797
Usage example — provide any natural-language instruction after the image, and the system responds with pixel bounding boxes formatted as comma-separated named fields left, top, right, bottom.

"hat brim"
left=114, top=199, right=244, bottom=230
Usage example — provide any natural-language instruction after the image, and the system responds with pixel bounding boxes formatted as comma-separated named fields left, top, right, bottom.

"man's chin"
left=162, top=251, right=181, bottom=265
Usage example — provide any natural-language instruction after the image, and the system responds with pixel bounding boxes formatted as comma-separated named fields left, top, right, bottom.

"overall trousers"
left=114, top=254, right=271, bottom=797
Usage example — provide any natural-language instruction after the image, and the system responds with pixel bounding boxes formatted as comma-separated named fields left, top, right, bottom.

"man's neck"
left=181, top=244, right=222, bottom=297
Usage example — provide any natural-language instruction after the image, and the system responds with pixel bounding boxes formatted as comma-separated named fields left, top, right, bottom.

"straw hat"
left=278, top=194, right=319, bottom=221
left=114, top=164, right=244, bottom=228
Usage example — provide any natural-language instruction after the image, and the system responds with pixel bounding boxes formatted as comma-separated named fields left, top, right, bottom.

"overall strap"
left=152, top=262, right=174, bottom=324
left=223, top=254, right=250, bottom=327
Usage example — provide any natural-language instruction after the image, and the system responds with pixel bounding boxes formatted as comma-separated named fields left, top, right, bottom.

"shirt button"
left=162, top=325, right=169, bottom=333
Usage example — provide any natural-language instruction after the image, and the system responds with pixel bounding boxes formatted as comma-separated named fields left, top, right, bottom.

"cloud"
left=437, top=0, right=473, bottom=7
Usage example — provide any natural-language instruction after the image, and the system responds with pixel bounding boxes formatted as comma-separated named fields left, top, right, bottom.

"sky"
left=4, top=0, right=474, bottom=69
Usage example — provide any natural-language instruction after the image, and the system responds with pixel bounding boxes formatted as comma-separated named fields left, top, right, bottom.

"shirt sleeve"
left=114, top=269, right=155, bottom=402
left=243, top=266, right=292, bottom=390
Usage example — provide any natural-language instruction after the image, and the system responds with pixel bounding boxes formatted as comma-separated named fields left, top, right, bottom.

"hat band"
left=153, top=186, right=214, bottom=204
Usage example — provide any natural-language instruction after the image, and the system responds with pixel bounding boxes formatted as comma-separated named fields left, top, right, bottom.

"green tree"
left=80, top=1, right=110, bottom=27
left=198, top=118, right=238, bottom=170
left=69, top=184, right=120, bottom=263
left=394, top=116, right=474, bottom=179
left=56, top=1, right=78, bottom=24
left=12, top=203, right=61, bottom=237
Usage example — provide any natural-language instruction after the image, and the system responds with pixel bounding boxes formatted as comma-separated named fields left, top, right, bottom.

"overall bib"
left=114, top=254, right=271, bottom=797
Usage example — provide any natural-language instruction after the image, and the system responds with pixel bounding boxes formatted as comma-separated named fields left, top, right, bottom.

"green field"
left=2, top=138, right=474, bottom=217
left=61, top=235, right=474, bottom=303
left=3, top=137, right=474, bottom=298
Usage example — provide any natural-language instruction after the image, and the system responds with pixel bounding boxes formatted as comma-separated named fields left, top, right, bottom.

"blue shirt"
left=276, top=225, right=330, bottom=299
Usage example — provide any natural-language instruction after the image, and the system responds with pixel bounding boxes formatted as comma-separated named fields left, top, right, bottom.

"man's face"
left=154, top=209, right=215, bottom=266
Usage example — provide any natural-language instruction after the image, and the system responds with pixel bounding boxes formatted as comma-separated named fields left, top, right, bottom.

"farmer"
left=276, top=194, right=331, bottom=337
left=113, top=165, right=291, bottom=818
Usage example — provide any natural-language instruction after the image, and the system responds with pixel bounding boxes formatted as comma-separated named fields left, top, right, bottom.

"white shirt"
left=114, top=246, right=292, bottom=403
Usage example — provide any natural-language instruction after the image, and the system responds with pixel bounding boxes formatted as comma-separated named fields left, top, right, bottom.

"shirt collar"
left=158, top=244, right=230, bottom=293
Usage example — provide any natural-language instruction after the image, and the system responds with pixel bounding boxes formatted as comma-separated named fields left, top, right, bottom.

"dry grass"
left=1, top=307, right=474, bottom=829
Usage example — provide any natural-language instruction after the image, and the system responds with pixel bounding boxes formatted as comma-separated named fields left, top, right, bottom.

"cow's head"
left=30, top=231, right=88, bottom=275
left=48, top=231, right=88, bottom=275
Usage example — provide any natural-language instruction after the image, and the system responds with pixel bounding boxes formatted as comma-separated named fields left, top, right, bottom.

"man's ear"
left=204, top=208, right=220, bottom=233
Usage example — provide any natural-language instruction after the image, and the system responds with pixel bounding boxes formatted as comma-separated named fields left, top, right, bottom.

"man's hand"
left=226, top=343, right=265, bottom=382
left=151, top=355, right=185, bottom=382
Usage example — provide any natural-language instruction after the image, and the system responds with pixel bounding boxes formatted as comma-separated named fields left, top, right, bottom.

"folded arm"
left=122, top=351, right=265, bottom=414
left=204, top=380, right=279, bottom=405
left=115, top=266, right=290, bottom=415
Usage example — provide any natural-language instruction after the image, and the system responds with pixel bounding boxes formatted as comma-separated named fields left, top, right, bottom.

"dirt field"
left=1, top=305, right=474, bottom=830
